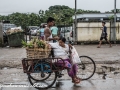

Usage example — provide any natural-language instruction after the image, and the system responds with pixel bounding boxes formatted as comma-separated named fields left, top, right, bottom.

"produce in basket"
left=22, top=38, right=51, bottom=59
left=6, top=28, right=23, bottom=35
left=22, top=38, right=49, bottom=49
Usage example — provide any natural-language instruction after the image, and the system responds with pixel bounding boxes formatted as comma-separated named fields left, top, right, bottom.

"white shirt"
left=49, top=42, right=69, bottom=59
left=48, top=34, right=53, bottom=43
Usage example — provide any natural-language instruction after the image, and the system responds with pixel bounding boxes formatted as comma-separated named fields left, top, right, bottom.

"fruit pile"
left=6, top=27, right=23, bottom=35
left=22, top=38, right=49, bottom=49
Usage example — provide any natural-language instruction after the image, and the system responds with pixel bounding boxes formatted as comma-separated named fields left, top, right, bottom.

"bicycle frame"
left=22, top=58, right=67, bottom=73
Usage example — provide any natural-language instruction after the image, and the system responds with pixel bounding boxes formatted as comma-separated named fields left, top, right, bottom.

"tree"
left=0, top=5, right=101, bottom=29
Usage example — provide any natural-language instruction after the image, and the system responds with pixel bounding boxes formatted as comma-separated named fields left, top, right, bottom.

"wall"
left=76, top=22, right=120, bottom=42
left=116, top=22, right=120, bottom=41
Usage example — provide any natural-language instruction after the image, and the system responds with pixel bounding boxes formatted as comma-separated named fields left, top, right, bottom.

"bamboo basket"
left=26, top=48, right=51, bottom=59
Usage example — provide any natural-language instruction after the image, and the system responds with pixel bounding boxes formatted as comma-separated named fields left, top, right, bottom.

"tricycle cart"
left=22, top=48, right=96, bottom=89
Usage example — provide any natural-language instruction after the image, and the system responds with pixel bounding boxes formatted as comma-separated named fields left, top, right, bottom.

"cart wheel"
left=27, top=61, right=51, bottom=81
left=28, top=61, right=57, bottom=89
left=77, top=56, right=96, bottom=80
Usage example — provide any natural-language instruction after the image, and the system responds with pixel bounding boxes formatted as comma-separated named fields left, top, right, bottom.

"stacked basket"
left=26, top=48, right=51, bottom=59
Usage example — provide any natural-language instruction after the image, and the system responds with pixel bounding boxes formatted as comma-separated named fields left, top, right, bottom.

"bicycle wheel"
left=27, top=61, right=51, bottom=81
left=77, top=56, right=96, bottom=80
left=28, top=61, right=57, bottom=89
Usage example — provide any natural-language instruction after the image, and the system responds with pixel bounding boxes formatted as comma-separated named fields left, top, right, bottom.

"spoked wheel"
left=28, top=61, right=57, bottom=89
left=77, top=56, right=96, bottom=80
left=27, top=61, right=51, bottom=81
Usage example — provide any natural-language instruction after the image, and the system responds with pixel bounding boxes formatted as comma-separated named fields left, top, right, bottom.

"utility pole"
left=114, top=0, right=116, bottom=43
left=74, top=0, right=77, bottom=43
left=64, top=22, right=65, bottom=38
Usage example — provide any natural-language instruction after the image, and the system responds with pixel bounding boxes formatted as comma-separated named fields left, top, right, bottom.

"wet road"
left=0, top=45, right=120, bottom=90
left=1, top=79, right=120, bottom=90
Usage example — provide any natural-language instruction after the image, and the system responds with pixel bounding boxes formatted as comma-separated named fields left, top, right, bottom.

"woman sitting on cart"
left=49, top=37, right=81, bottom=84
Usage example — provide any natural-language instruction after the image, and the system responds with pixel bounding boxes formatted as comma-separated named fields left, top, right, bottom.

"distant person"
left=51, top=24, right=59, bottom=42
left=58, top=29, right=63, bottom=39
left=39, top=24, right=46, bottom=40
left=44, top=17, right=59, bottom=43
left=97, top=21, right=112, bottom=48
left=70, top=30, right=73, bottom=40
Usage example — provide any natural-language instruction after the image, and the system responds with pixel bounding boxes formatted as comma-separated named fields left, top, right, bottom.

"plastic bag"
left=101, top=32, right=105, bottom=37
left=71, top=46, right=81, bottom=64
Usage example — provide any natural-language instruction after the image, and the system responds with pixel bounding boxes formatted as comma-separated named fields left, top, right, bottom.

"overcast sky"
left=0, top=0, right=120, bottom=15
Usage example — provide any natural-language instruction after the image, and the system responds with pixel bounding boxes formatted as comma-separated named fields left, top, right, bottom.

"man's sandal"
left=110, top=45, right=112, bottom=48
left=97, top=46, right=100, bottom=48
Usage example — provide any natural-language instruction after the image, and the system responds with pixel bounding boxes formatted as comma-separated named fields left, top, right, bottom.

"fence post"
left=110, top=21, right=111, bottom=41
left=114, top=0, right=117, bottom=43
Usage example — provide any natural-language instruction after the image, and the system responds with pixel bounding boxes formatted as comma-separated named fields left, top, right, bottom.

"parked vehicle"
left=3, top=23, right=16, bottom=32
left=28, top=26, right=39, bottom=36
left=60, top=29, right=72, bottom=41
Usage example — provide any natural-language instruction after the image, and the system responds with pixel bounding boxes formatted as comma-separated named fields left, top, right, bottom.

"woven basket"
left=26, top=48, right=51, bottom=59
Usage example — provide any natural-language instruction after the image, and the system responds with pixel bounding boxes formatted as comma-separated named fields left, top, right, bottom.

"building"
left=72, top=13, right=120, bottom=43
left=72, top=13, right=120, bottom=22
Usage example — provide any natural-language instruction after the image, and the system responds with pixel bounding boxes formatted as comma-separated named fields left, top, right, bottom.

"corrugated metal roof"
left=73, top=13, right=120, bottom=19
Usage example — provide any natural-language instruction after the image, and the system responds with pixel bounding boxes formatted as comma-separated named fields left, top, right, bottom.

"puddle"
left=95, top=64, right=120, bottom=80
left=96, top=64, right=120, bottom=74
left=1, top=67, right=11, bottom=70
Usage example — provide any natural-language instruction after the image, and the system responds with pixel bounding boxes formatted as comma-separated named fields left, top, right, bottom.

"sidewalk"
left=0, top=44, right=120, bottom=68
left=75, top=44, right=120, bottom=62
left=0, top=44, right=120, bottom=61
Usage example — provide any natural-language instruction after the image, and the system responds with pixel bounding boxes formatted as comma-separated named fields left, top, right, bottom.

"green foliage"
left=106, top=9, right=120, bottom=13
left=22, top=38, right=46, bottom=49
left=0, top=5, right=101, bottom=29
left=109, top=15, right=114, bottom=20
left=21, top=40, right=27, bottom=47
left=36, top=40, right=45, bottom=49
left=27, top=42, right=34, bottom=48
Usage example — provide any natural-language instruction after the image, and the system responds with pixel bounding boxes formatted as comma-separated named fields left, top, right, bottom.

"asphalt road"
left=0, top=44, right=120, bottom=90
